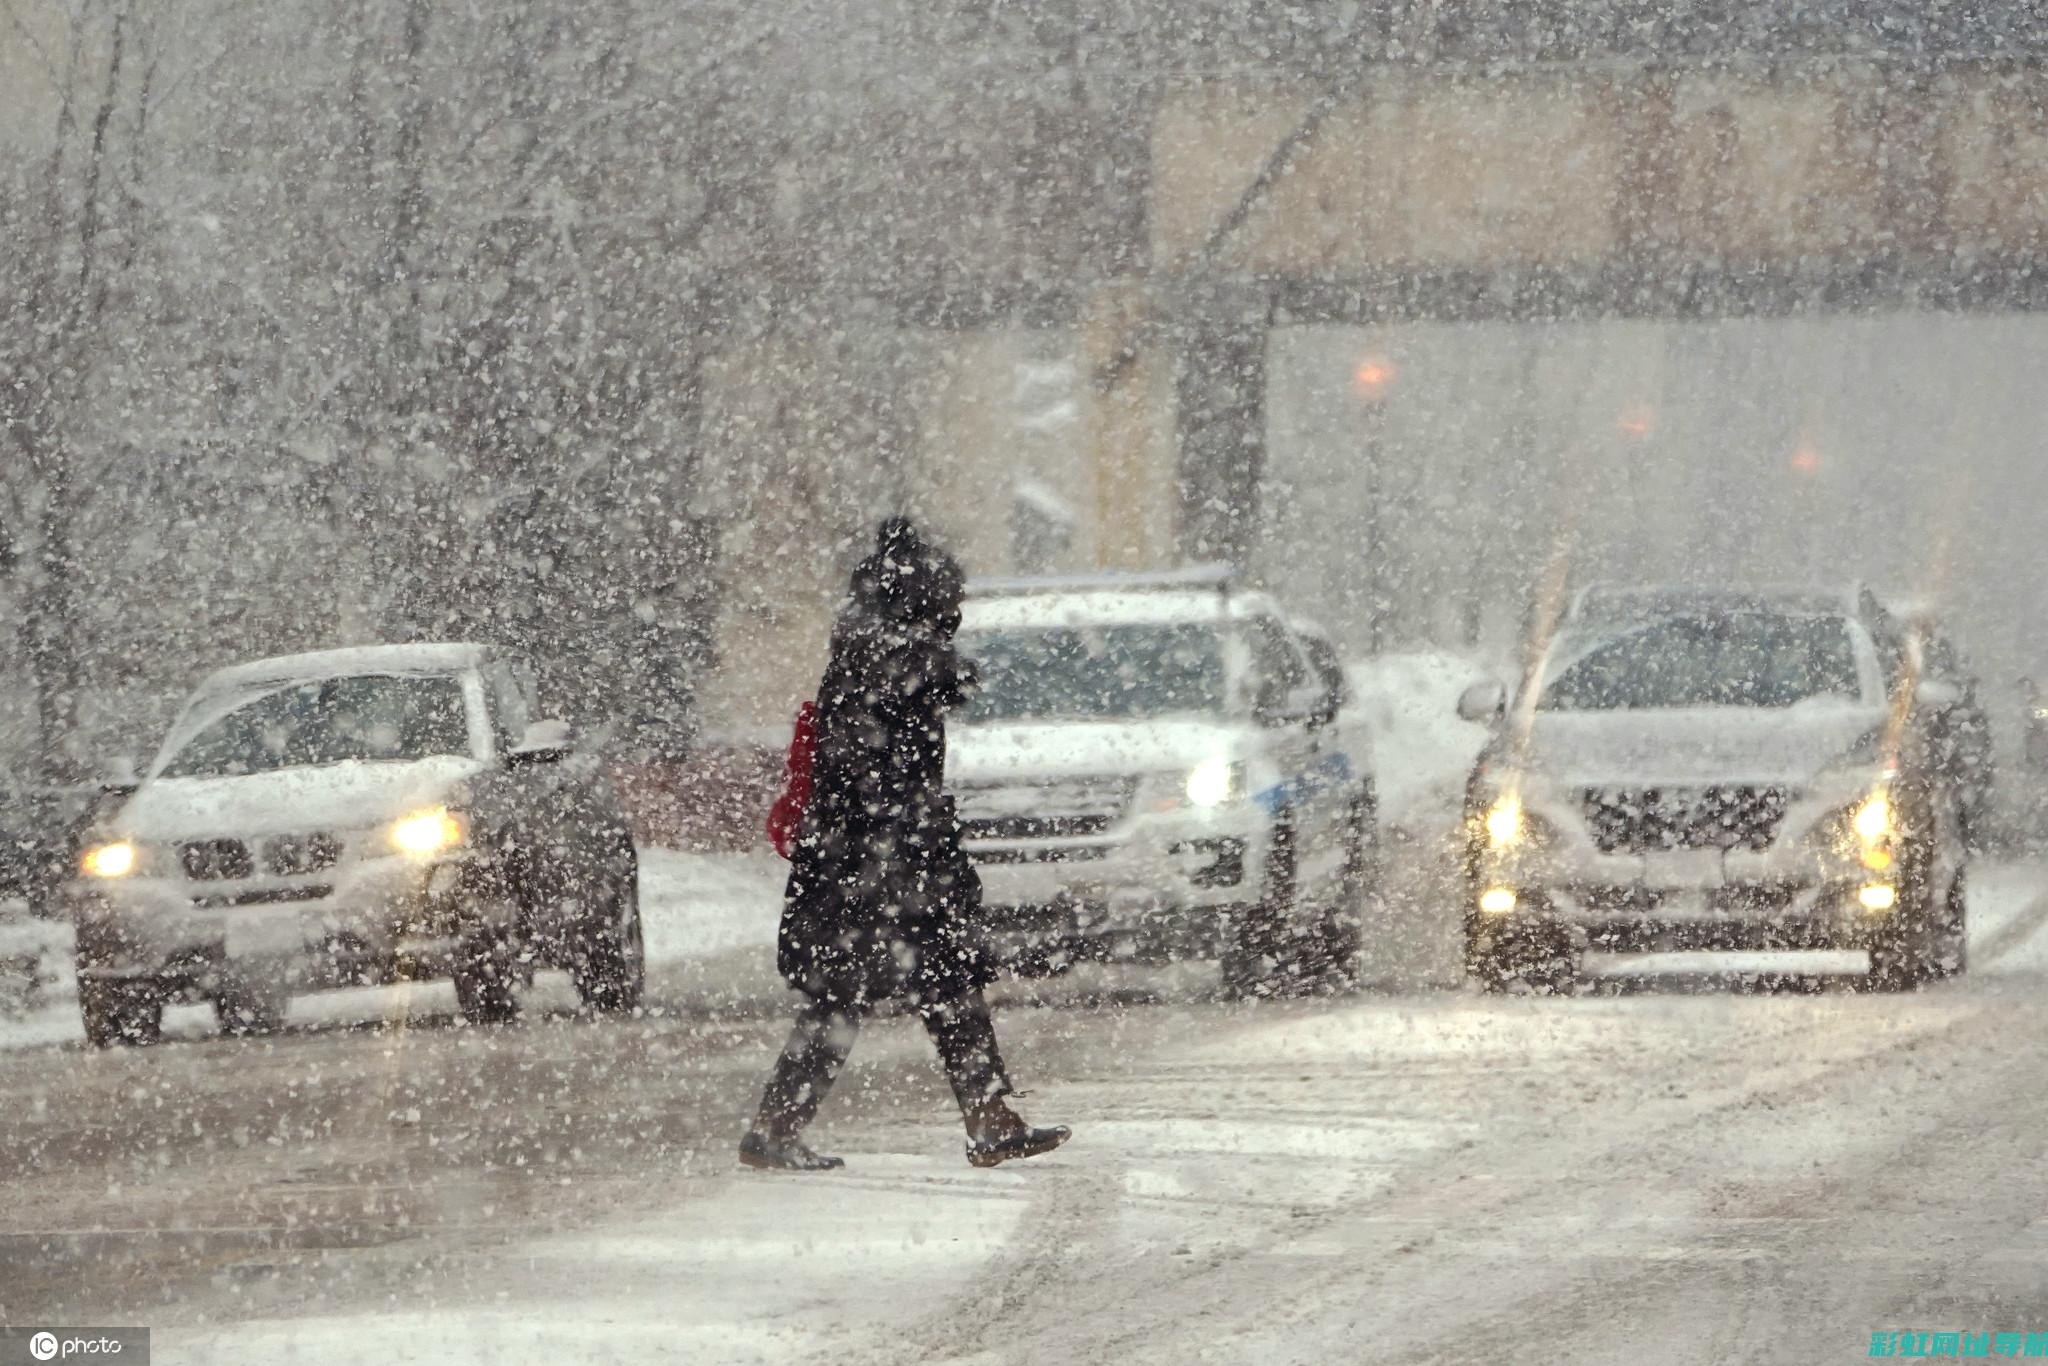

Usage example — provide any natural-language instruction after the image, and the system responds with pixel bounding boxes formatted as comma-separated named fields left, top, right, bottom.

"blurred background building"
left=5, top=0, right=2047, bottom=781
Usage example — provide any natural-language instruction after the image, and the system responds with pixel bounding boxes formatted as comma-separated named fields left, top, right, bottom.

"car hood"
left=114, top=756, right=487, bottom=841
left=949, top=718, right=1243, bottom=783
left=1518, top=703, right=1884, bottom=788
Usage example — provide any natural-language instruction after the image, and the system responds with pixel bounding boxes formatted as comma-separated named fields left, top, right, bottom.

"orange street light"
left=1353, top=357, right=1396, bottom=400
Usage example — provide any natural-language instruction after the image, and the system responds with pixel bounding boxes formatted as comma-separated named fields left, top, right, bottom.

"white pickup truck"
left=948, top=568, right=1378, bottom=996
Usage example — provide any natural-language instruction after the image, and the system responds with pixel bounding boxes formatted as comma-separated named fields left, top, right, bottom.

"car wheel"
left=1218, top=932, right=1263, bottom=1000
left=1940, top=869, right=1969, bottom=979
left=213, top=982, right=288, bottom=1038
left=453, top=923, right=522, bottom=1025
left=1222, top=822, right=1303, bottom=1000
left=81, top=978, right=163, bottom=1048
left=1466, top=918, right=1577, bottom=996
left=1870, top=869, right=1966, bottom=990
left=1322, top=794, right=1378, bottom=984
left=572, top=868, right=646, bottom=1015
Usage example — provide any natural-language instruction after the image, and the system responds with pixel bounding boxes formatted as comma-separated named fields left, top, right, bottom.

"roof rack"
left=966, top=564, right=1238, bottom=597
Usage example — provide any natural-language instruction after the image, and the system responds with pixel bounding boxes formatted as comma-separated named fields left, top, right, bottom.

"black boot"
left=739, top=1124, right=846, bottom=1172
left=964, top=1097, right=1071, bottom=1169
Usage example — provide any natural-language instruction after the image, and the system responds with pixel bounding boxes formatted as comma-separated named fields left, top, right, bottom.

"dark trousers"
left=756, top=990, right=1012, bottom=1134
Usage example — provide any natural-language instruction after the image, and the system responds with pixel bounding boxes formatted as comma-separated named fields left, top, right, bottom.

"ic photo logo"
left=23, top=1333, right=125, bottom=1361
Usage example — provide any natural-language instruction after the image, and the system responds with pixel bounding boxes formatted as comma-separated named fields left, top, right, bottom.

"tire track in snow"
left=869, top=991, right=1997, bottom=1364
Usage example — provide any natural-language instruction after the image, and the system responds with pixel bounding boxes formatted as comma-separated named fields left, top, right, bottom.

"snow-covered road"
left=3, top=859, right=2045, bottom=1364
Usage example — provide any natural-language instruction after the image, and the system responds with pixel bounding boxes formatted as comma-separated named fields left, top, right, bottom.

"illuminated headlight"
left=390, top=806, right=464, bottom=858
left=1184, top=757, right=1244, bottom=808
left=1852, top=793, right=1891, bottom=844
left=1859, top=883, right=1897, bottom=912
left=1484, top=795, right=1524, bottom=848
left=1479, top=887, right=1518, bottom=915
left=81, top=842, right=137, bottom=878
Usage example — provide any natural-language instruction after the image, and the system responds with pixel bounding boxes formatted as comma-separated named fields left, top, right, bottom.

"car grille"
left=969, top=846, right=1110, bottom=864
left=263, top=832, right=343, bottom=876
left=956, top=776, right=1137, bottom=844
left=180, top=838, right=254, bottom=881
left=179, top=833, right=343, bottom=880
left=1582, top=786, right=1791, bottom=854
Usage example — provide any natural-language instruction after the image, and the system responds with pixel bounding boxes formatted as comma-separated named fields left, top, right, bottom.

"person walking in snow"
left=740, top=518, right=1070, bottom=1172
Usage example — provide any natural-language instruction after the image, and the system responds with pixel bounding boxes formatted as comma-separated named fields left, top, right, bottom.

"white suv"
left=949, top=568, right=1378, bottom=995
left=68, top=643, right=643, bottom=1044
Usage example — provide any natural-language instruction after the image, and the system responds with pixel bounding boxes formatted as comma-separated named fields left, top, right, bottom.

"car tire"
left=1870, top=867, right=1966, bottom=991
left=453, top=924, right=522, bottom=1025
left=1941, top=869, right=1969, bottom=980
left=1466, top=919, right=1578, bottom=996
left=572, top=867, right=646, bottom=1015
left=213, top=983, right=287, bottom=1038
left=1222, top=822, right=1302, bottom=1000
left=81, top=978, right=163, bottom=1048
left=1322, top=792, right=1379, bottom=984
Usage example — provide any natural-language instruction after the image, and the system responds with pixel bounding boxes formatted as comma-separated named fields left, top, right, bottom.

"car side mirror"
left=1915, top=678, right=1962, bottom=711
left=507, top=718, right=576, bottom=766
left=1456, top=681, right=1507, bottom=725
left=1256, top=680, right=1330, bottom=730
left=1308, top=678, right=1342, bottom=728
left=98, top=756, right=139, bottom=797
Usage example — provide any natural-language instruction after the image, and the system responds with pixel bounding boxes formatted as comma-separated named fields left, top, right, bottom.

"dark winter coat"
left=777, top=522, right=993, bottom=1009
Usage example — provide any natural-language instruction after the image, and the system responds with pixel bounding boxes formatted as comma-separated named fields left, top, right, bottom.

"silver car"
left=1459, top=589, right=1968, bottom=991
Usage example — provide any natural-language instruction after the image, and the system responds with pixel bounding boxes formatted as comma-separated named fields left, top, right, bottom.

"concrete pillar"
left=1173, top=304, right=1269, bottom=570
left=1078, top=283, right=1161, bottom=568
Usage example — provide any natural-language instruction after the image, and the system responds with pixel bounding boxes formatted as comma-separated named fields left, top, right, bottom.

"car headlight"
left=1852, top=792, right=1891, bottom=844
left=390, top=806, right=464, bottom=858
left=1484, top=795, right=1524, bottom=848
left=1184, top=757, right=1244, bottom=808
left=81, top=841, right=137, bottom=878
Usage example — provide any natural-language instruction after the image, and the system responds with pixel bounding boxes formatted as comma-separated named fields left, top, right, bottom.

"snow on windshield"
left=159, top=675, right=473, bottom=777
left=957, top=624, right=1227, bottom=722
left=1538, top=613, right=1863, bottom=711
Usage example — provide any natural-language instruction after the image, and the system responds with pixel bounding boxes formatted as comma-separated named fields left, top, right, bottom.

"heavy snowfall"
left=5, top=2, right=2048, bottom=1363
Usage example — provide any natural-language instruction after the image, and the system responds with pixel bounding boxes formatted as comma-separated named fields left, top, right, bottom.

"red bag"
left=766, top=701, right=818, bottom=858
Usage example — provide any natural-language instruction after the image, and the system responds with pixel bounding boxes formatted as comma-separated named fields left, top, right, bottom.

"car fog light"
left=1858, top=883, right=1897, bottom=912
left=1861, top=847, right=1892, bottom=872
left=1479, top=887, right=1517, bottom=915
left=1484, top=796, right=1523, bottom=848
left=1185, top=757, right=1241, bottom=808
left=391, top=806, right=463, bottom=857
left=82, top=842, right=137, bottom=878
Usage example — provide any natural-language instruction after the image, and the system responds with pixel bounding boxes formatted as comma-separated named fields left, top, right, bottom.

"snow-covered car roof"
left=962, top=589, right=1279, bottom=631
left=195, top=642, right=491, bottom=693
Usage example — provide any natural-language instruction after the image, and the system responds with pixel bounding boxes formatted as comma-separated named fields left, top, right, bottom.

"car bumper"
left=1474, top=880, right=1894, bottom=952
left=968, top=810, right=1266, bottom=962
left=66, top=854, right=499, bottom=989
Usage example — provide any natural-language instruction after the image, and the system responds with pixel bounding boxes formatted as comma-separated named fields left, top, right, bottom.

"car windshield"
left=159, top=674, right=473, bottom=777
left=958, top=623, right=1228, bottom=722
left=1539, top=613, right=1861, bottom=711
